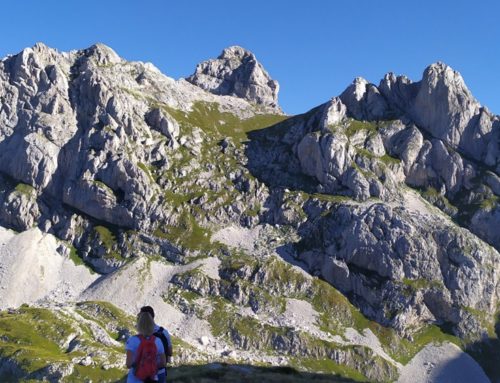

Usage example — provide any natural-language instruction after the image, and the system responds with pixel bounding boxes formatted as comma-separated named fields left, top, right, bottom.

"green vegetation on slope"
left=162, top=101, right=287, bottom=146
left=168, top=363, right=363, bottom=383
left=14, top=183, right=36, bottom=196
left=93, top=225, right=123, bottom=261
left=0, top=305, right=124, bottom=382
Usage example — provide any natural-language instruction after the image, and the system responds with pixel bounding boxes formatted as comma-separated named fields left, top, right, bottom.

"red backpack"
left=134, top=335, right=158, bottom=381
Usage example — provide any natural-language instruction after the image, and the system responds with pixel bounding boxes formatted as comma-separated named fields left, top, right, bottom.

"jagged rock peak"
left=334, top=61, right=498, bottom=165
left=410, top=61, right=487, bottom=159
left=416, top=61, right=480, bottom=118
left=340, top=76, right=389, bottom=121
left=423, top=61, right=471, bottom=87
left=186, top=45, right=281, bottom=111
left=10, top=42, right=62, bottom=65
left=31, top=42, right=52, bottom=53
left=219, top=45, right=254, bottom=60
left=81, top=43, right=122, bottom=66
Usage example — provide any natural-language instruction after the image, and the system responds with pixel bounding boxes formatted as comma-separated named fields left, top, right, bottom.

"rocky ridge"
left=0, top=43, right=499, bottom=382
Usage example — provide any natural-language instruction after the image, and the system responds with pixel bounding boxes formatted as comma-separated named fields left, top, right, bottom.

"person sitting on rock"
left=126, top=311, right=166, bottom=382
left=140, top=305, right=173, bottom=383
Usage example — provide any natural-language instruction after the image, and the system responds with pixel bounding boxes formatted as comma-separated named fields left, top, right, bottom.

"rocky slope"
left=0, top=43, right=499, bottom=382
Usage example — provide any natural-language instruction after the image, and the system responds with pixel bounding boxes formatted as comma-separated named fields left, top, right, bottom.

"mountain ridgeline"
left=0, top=43, right=498, bottom=382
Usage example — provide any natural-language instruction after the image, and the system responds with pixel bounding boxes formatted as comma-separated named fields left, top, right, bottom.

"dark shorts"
left=157, top=368, right=167, bottom=383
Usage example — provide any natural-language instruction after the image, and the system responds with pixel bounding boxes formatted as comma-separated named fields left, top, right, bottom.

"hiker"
left=140, top=306, right=173, bottom=383
left=126, top=311, right=166, bottom=382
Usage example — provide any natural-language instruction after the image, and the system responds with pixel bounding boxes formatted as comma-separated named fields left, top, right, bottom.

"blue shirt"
left=126, top=335, right=165, bottom=383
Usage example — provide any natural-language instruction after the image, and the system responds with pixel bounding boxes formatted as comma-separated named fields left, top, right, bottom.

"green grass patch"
left=93, top=226, right=123, bottom=261
left=0, top=308, right=73, bottom=372
left=480, top=196, right=499, bottom=211
left=92, top=179, right=114, bottom=194
left=402, top=278, right=444, bottom=292
left=291, top=358, right=368, bottom=382
left=68, top=365, right=125, bottom=382
left=305, top=192, right=352, bottom=205
left=154, top=212, right=224, bottom=256
left=258, top=257, right=312, bottom=297
left=14, top=183, right=35, bottom=196
left=137, top=162, right=157, bottom=183
left=68, top=244, right=85, bottom=267
left=379, top=154, right=400, bottom=165
left=344, top=120, right=378, bottom=138
left=75, top=301, right=135, bottom=340
left=167, top=363, right=364, bottom=383
left=355, top=148, right=376, bottom=160
left=311, top=279, right=363, bottom=335
left=244, top=202, right=262, bottom=217
left=94, top=226, right=116, bottom=250
left=161, top=101, right=287, bottom=146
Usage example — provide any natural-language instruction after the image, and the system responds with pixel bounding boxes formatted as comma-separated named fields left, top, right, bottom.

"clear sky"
left=0, top=0, right=498, bottom=115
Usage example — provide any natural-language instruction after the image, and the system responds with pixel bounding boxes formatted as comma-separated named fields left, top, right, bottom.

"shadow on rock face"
left=245, top=113, right=320, bottom=194
left=464, top=313, right=500, bottom=383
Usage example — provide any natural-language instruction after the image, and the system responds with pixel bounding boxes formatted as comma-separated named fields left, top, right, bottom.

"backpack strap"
left=154, top=327, right=170, bottom=355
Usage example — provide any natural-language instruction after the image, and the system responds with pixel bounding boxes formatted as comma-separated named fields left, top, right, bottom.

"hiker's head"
left=140, top=306, right=155, bottom=319
left=136, top=311, right=155, bottom=336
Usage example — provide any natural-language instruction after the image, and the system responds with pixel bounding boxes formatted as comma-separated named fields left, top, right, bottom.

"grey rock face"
left=62, top=178, right=134, bottom=228
left=186, top=46, right=280, bottom=110
left=145, top=108, right=180, bottom=146
left=319, top=97, right=347, bottom=129
left=410, top=63, right=499, bottom=166
left=411, top=63, right=480, bottom=145
left=0, top=43, right=78, bottom=191
left=340, top=77, right=390, bottom=120
left=387, top=126, right=423, bottom=170
left=470, top=207, right=500, bottom=250
left=297, top=132, right=351, bottom=188
left=378, top=72, right=418, bottom=114
left=485, top=171, right=500, bottom=196
left=0, top=185, right=40, bottom=231
left=296, top=201, right=500, bottom=337
left=0, top=43, right=276, bottom=272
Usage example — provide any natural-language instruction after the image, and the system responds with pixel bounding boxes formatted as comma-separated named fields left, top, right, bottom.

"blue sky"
left=1, top=0, right=498, bottom=115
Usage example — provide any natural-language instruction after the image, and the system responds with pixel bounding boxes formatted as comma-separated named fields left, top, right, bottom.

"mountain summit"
left=187, top=45, right=280, bottom=110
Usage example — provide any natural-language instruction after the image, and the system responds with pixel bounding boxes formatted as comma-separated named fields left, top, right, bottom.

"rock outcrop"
left=297, top=198, right=499, bottom=338
left=186, top=46, right=280, bottom=110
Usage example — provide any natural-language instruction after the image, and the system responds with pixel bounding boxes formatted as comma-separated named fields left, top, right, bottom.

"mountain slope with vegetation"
left=0, top=43, right=498, bottom=382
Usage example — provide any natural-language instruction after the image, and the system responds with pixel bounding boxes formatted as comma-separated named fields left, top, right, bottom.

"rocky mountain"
left=0, top=43, right=499, bottom=382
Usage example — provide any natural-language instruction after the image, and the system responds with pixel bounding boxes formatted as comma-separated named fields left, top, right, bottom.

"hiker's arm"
left=158, top=353, right=166, bottom=369
left=126, top=350, right=134, bottom=368
left=167, top=344, right=173, bottom=357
